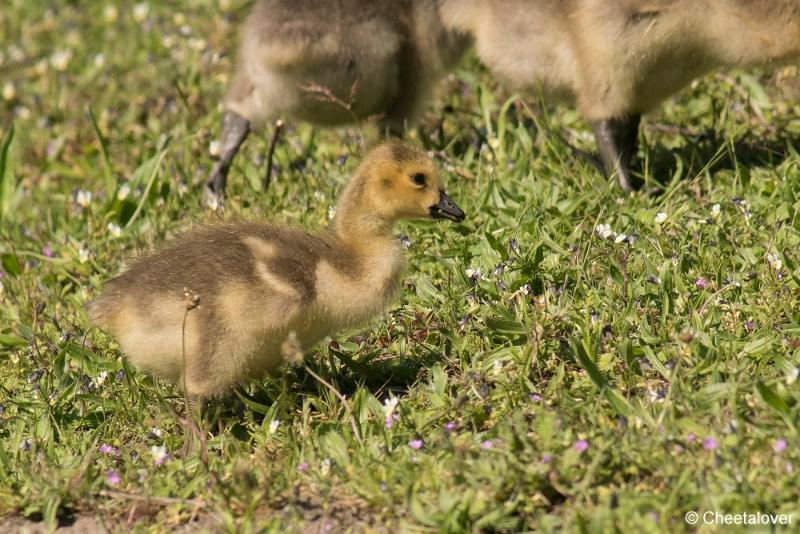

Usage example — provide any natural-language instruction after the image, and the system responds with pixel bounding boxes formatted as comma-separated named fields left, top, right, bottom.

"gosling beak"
left=429, top=191, right=465, bottom=222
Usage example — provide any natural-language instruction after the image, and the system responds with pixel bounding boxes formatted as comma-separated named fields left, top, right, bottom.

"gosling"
left=439, top=0, right=800, bottom=190
left=205, top=0, right=470, bottom=202
left=89, top=142, right=465, bottom=399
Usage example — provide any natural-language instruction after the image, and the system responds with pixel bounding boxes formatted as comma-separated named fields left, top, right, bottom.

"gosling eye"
left=410, top=173, right=427, bottom=187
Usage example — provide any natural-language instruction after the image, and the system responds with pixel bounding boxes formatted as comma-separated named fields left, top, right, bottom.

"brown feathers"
left=89, top=142, right=465, bottom=398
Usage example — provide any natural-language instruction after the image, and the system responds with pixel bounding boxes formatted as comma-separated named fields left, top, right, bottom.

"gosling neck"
left=333, top=174, right=396, bottom=246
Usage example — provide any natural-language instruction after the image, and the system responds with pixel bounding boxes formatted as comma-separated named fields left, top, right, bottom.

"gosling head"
left=337, top=141, right=465, bottom=237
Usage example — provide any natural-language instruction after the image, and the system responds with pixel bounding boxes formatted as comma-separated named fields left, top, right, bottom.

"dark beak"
left=429, top=191, right=465, bottom=222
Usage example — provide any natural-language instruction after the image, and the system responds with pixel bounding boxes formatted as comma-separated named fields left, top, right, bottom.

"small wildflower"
left=444, top=421, right=457, bottom=431
left=75, top=190, right=93, bottom=208
left=465, top=267, right=482, bottom=284
left=208, top=140, right=221, bottom=157
left=105, top=470, right=121, bottom=486
left=297, top=462, right=309, bottom=472
left=573, top=439, right=589, bottom=453
left=117, top=183, right=131, bottom=201
left=384, top=413, right=400, bottom=429
left=773, top=439, right=787, bottom=453
left=268, top=419, right=280, bottom=434
left=107, top=222, right=122, bottom=238
left=595, top=223, right=614, bottom=240
left=702, top=437, right=718, bottom=450
left=614, top=233, right=628, bottom=244
left=94, top=370, right=109, bottom=387
left=529, top=393, right=542, bottom=402
left=42, top=245, right=53, bottom=258
left=480, top=440, right=493, bottom=449
left=767, top=253, right=783, bottom=271
left=133, top=2, right=149, bottom=22
left=492, top=263, right=505, bottom=278
left=711, top=203, right=721, bottom=218
left=654, top=212, right=667, bottom=224
left=320, top=458, right=331, bottom=476
left=78, top=248, right=90, bottom=264
left=2, top=82, right=15, bottom=101
left=150, top=445, right=171, bottom=465
left=103, top=5, right=119, bottom=22
left=541, top=454, right=552, bottom=464
left=686, top=433, right=696, bottom=443
left=99, top=444, right=118, bottom=455
left=93, top=53, right=105, bottom=68
left=408, top=439, right=423, bottom=450
left=148, top=427, right=163, bottom=438
left=50, top=49, right=73, bottom=71
left=744, top=320, right=756, bottom=332
left=694, top=277, right=709, bottom=289
left=383, top=396, right=399, bottom=416
left=327, top=206, right=337, bottom=220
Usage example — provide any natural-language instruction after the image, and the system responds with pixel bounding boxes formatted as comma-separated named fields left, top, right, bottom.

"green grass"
left=3, top=1, right=800, bottom=532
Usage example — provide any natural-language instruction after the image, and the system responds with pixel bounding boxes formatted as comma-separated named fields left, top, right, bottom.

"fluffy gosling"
left=205, top=0, right=470, bottom=202
left=89, top=141, right=465, bottom=399
left=440, top=0, right=800, bottom=190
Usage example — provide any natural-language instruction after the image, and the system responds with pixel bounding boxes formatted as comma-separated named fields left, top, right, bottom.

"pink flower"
left=773, top=439, right=787, bottom=453
left=541, top=454, right=552, bottom=464
left=481, top=440, right=493, bottom=449
left=42, top=245, right=53, bottom=257
left=105, top=470, right=121, bottom=485
left=529, top=394, right=542, bottom=402
left=686, top=433, right=696, bottom=443
left=99, top=444, right=119, bottom=455
left=444, top=421, right=457, bottom=431
left=408, top=439, right=423, bottom=450
left=296, top=462, right=309, bottom=472
left=702, top=437, right=718, bottom=450
left=694, top=278, right=710, bottom=289
left=573, top=440, right=589, bottom=453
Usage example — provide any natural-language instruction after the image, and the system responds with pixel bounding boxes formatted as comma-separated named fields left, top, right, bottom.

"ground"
left=2, top=1, right=800, bottom=532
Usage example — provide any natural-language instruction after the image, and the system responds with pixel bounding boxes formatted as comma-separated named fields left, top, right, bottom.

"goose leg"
left=264, top=119, right=284, bottom=190
left=203, top=111, right=250, bottom=204
left=590, top=113, right=642, bottom=191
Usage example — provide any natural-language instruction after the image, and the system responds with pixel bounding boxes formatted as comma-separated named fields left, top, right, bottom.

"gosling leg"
left=264, top=119, right=284, bottom=190
left=203, top=111, right=251, bottom=205
left=590, top=113, right=642, bottom=192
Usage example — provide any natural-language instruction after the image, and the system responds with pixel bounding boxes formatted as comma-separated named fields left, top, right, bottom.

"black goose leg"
left=590, top=113, right=642, bottom=191
left=203, top=111, right=250, bottom=206
left=264, top=119, right=284, bottom=190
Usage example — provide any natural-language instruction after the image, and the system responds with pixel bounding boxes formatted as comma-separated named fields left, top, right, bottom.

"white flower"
left=787, top=367, right=799, bottom=385
left=150, top=444, right=169, bottom=464
left=103, top=5, right=119, bottom=23
left=78, top=248, right=90, bottom=264
left=594, top=223, right=614, bottom=240
left=107, top=222, right=122, bottom=238
left=94, top=370, right=109, bottom=387
left=93, top=53, right=105, bottom=68
left=767, top=253, right=783, bottom=271
left=2, top=82, right=15, bottom=101
left=383, top=396, right=399, bottom=418
left=465, top=268, right=484, bottom=281
left=320, top=458, right=331, bottom=476
left=76, top=190, right=93, bottom=208
left=208, top=140, right=220, bottom=157
left=117, top=183, right=131, bottom=201
left=268, top=419, right=280, bottom=434
left=654, top=212, right=667, bottom=224
left=50, top=49, right=73, bottom=71
left=149, top=427, right=163, bottom=438
left=133, top=3, right=149, bottom=22
left=188, top=38, right=207, bottom=51
left=614, top=233, right=628, bottom=244
left=327, top=206, right=337, bottom=220
left=711, top=204, right=721, bottom=218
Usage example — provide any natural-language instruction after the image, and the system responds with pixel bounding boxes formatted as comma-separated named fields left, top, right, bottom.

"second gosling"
left=88, top=142, right=465, bottom=398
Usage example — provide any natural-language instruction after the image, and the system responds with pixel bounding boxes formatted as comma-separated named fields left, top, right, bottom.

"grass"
left=2, top=1, right=800, bottom=532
